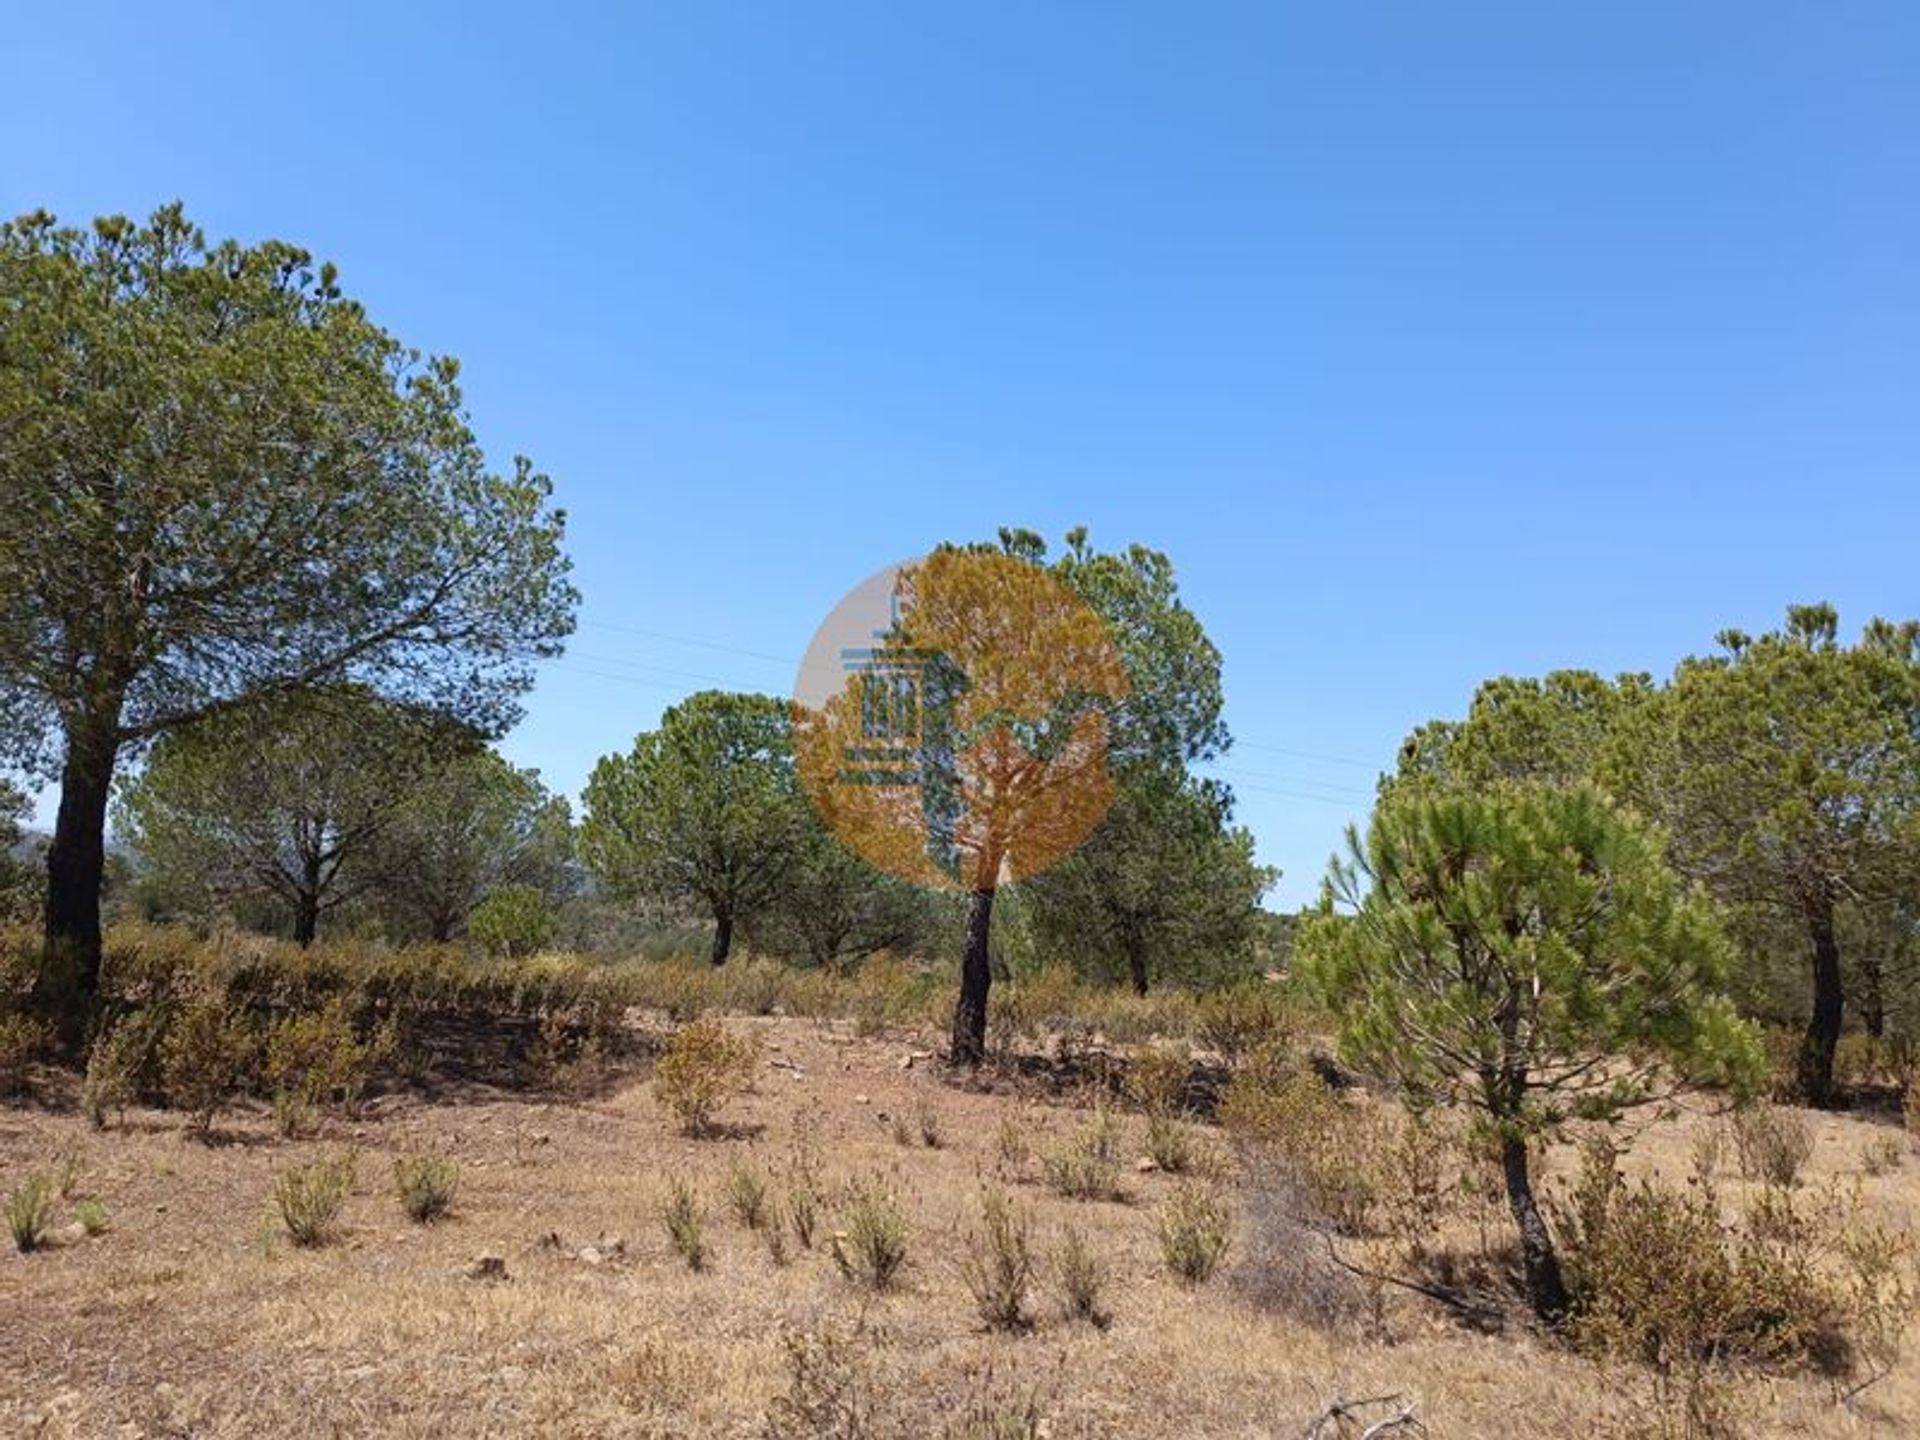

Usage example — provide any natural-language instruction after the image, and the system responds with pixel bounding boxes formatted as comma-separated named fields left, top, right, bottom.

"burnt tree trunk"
left=1126, top=940, right=1150, bottom=997
left=1501, top=1132, right=1569, bottom=1326
left=710, top=909, right=734, bottom=967
left=1798, top=895, right=1845, bottom=1107
left=949, top=885, right=996, bottom=1066
left=38, top=710, right=121, bottom=1046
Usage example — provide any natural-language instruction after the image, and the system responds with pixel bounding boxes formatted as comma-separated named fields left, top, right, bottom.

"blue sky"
left=7, top=3, right=1917, bottom=906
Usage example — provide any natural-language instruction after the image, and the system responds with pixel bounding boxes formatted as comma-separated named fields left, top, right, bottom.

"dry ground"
left=2, top=1015, right=1916, bottom=1438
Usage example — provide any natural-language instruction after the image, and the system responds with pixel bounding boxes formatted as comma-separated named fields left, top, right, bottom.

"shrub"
left=1220, top=1067, right=1379, bottom=1233
left=7, top=1173, right=54, bottom=1252
left=1053, top=1224, right=1109, bottom=1328
left=1157, top=1183, right=1231, bottom=1283
left=1733, top=1103, right=1814, bottom=1188
left=81, top=1010, right=165, bottom=1129
left=275, top=1155, right=354, bottom=1247
left=996, top=1115, right=1030, bottom=1169
left=1193, top=986, right=1295, bottom=1059
left=468, top=884, right=558, bottom=959
left=394, top=1154, right=459, bottom=1223
left=1231, top=1160, right=1373, bottom=1331
left=1904, top=1082, right=1920, bottom=1144
left=0, top=1012, right=46, bottom=1095
left=960, top=1189, right=1035, bottom=1332
left=1125, top=1047, right=1191, bottom=1115
left=74, top=1199, right=109, bottom=1236
left=1863, top=1135, right=1903, bottom=1177
left=764, top=1324, right=881, bottom=1440
left=652, top=1019, right=756, bottom=1136
left=1144, top=1110, right=1195, bottom=1174
left=831, top=1181, right=910, bottom=1291
left=161, top=1001, right=255, bottom=1137
left=1040, top=1109, right=1124, bottom=1202
left=264, top=1000, right=393, bottom=1122
left=661, top=1178, right=708, bottom=1270
left=726, top=1158, right=770, bottom=1230
left=915, top=1099, right=943, bottom=1149
left=783, top=1164, right=821, bottom=1251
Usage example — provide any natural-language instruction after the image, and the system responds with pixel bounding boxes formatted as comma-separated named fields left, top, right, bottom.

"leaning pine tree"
left=1298, top=784, right=1761, bottom=1325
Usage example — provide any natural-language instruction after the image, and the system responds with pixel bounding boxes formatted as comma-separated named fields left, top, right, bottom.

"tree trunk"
left=710, top=909, right=734, bottom=967
left=949, top=885, right=996, bottom=1066
left=1501, top=1133, right=1569, bottom=1326
left=38, top=713, right=121, bottom=1046
left=1798, top=897, right=1845, bottom=1107
left=292, top=854, right=322, bottom=947
left=1858, top=955, right=1885, bottom=1041
left=1126, top=940, right=1149, bottom=997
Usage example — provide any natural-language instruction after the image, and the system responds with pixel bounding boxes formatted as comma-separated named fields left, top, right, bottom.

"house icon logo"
left=792, top=549, right=1128, bottom=892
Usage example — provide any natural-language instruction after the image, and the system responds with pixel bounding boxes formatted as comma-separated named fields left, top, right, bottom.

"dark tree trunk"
left=1798, top=897, right=1845, bottom=1107
left=1797, top=902, right=1843, bottom=1105
left=1500, top=1133, right=1568, bottom=1326
left=38, top=713, right=120, bottom=1046
left=1126, top=941, right=1149, bottom=997
left=949, top=885, right=996, bottom=1066
left=710, top=909, right=734, bottom=967
left=292, top=853, right=322, bottom=947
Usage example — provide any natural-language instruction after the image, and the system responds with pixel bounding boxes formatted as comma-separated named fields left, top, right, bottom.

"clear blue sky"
left=7, top=4, right=1917, bottom=906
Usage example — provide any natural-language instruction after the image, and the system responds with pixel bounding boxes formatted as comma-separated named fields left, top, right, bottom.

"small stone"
left=854, top=1094, right=870, bottom=1105
left=577, top=1246, right=605, bottom=1266
left=1135, top=1157, right=1159, bottom=1173
left=468, top=1253, right=509, bottom=1282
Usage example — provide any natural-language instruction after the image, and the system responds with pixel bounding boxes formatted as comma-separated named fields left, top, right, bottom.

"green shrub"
left=1157, top=1183, right=1231, bottom=1283
left=726, top=1158, right=770, bottom=1230
left=275, top=1155, right=354, bottom=1247
left=161, top=1002, right=255, bottom=1137
left=1040, top=1109, right=1124, bottom=1202
left=653, top=1020, right=757, bottom=1136
left=661, top=1178, right=708, bottom=1271
left=393, top=1154, right=459, bottom=1223
left=74, top=1199, right=109, bottom=1236
left=0, top=1012, right=46, bottom=1095
left=1733, top=1104, right=1814, bottom=1188
left=1144, top=1110, right=1195, bottom=1174
left=7, top=1173, right=54, bottom=1252
left=264, top=999, right=392, bottom=1122
left=960, top=1189, right=1034, bottom=1332
left=783, top=1162, right=821, bottom=1251
left=831, top=1181, right=909, bottom=1291
left=468, top=884, right=558, bottom=959
left=81, top=1010, right=165, bottom=1129
left=1053, top=1224, right=1109, bottom=1328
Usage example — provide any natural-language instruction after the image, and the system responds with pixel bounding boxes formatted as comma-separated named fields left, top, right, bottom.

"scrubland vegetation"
left=3, top=207, right=1919, bottom=1436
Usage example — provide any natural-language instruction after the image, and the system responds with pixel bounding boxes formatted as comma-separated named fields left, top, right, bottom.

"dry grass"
left=3, top=1009, right=1919, bottom=1437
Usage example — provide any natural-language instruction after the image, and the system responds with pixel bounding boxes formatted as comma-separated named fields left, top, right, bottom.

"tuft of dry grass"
left=1158, top=1183, right=1232, bottom=1284
left=274, top=1155, right=354, bottom=1247
left=660, top=1177, right=709, bottom=1271
left=393, top=1154, right=459, bottom=1223
left=831, top=1180, right=910, bottom=1291
left=959, top=1188, right=1035, bottom=1332
left=7, top=1172, right=54, bottom=1252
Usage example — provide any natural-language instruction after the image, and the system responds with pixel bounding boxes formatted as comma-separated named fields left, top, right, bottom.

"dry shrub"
left=161, top=1001, right=255, bottom=1137
left=764, top=1322, right=883, bottom=1440
left=1125, top=1046, right=1191, bottom=1115
left=1231, top=1156, right=1374, bottom=1331
left=264, top=999, right=392, bottom=1126
left=996, top=1115, right=1030, bottom=1170
left=393, top=1154, right=459, bottom=1223
left=7, top=1172, right=54, bottom=1253
left=275, top=1154, right=354, bottom=1247
left=943, top=1362, right=1050, bottom=1440
left=914, top=1098, right=943, bottom=1149
left=1193, top=986, right=1296, bottom=1059
left=726, top=1157, right=771, bottom=1230
left=1862, top=1134, right=1902, bottom=1177
left=1053, top=1224, right=1110, bottom=1328
left=1144, top=1110, right=1196, bottom=1174
left=1040, top=1113, right=1123, bottom=1202
left=661, top=1178, right=708, bottom=1271
left=1157, top=1182, right=1231, bottom=1283
left=82, top=1009, right=166, bottom=1129
left=653, top=1019, right=756, bottom=1136
left=1560, top=1141, right=1917, bottom=1394
left=1221, top=1061, right=1379, bottom=1233
left=960, top=1188, right=1035, bottom=1332
left=1731, top=1103, right=1813, bottom=1188
left=831, top=1180, right=910, bottom=1291
left=1904, top=1082, right=1920, bottom=1145
left=0, top=1012, right=46, bottom=1095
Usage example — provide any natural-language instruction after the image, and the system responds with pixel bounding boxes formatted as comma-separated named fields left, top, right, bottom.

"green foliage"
left=960, top=1188, right=1036, bottom=1332
left=1301, top=785, right=1762, bottom=1138
left=117, top=686, right=475, bottom=944
left=370, top=751, right=575, bottom=944
left=81, top=1009, right=164, bottom=1128
left=393, top=1154, right=459, bottom=1223
left=660, top=1178, right=709, bottom=1271
left=263, top=998, right=392, bottom=1123
left=0, top=205, right=577, bottom=1018
left=1156, top=1183, right=1231, bottom=1283
left=7, top=1172, right=54, bottom=1252
left=74, top=1198, right=108, bottom=1236
left=652, top=1018, right=757, bottom=1136
left=581, top=691, right=805, bottom=964
left=275, top=1155, right=355, bottom=1247
left=467, top=883, right=560, bottom=959
left=831, top=1181, right=910, bottom=1291
left=1026, top=775, right=1273, bottom=994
